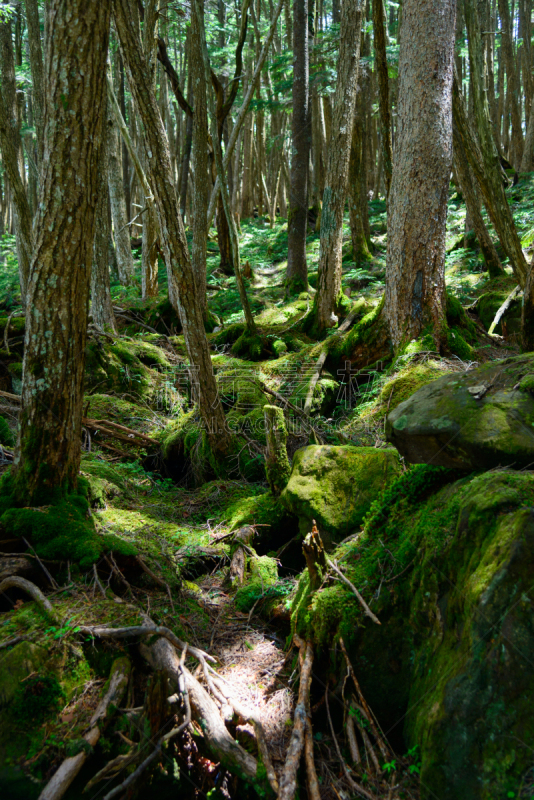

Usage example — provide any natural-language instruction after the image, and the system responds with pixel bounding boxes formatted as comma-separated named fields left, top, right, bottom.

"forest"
left=1, top=0, right=534, bottom=798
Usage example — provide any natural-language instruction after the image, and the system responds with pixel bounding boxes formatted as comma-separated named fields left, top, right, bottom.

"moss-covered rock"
left=294, top=466, right=534, bottom=798
left=387, top=353, right=534, bottom=470
left=280, top=445, right=402, bottom=545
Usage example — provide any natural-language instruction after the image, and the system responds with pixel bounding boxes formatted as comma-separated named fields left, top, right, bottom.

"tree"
left=113, top=0, right=231, bottom=457
left=12, top=0, right=112, bottom=503
left=286, top=0, right=311, bottom=294
left=384, top=0, right=456, bottom=350
left=313, top=0, right=363, bottom=332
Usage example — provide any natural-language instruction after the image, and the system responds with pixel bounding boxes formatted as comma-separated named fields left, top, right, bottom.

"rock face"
left=386, top=354, right=534, bottom=470
left=280, top=445, right=401, bottom=544
left=297, top=467, right=534, bottom=799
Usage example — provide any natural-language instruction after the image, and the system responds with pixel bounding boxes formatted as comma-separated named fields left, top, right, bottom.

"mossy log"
left=264, top=404, right=291, bottom=496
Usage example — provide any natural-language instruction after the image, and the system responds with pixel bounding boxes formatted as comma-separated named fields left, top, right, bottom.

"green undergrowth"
left=0, top=470, right=136, bottom=567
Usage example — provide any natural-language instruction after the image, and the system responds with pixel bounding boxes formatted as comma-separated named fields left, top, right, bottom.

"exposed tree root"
left=0, top=576, right=62, bottom=624
left=38, top=657, right=131, bottom=800
left=277, top=637, right=314, bottom=800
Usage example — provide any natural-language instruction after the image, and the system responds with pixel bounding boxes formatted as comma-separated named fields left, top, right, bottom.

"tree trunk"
left=497, top=0, right=523, bottom=168
left=13, top=0, right=111, bottom=503
left=459, top=0, right=528, bottom=285
left=452, top=121, right=504, bottom=279
left=113, top=0, right=231, bottom=457
left=264, top=405, right=291, bottom=496
left=24, top=0, right=45, bottom=167
left=241, top=106, right=255, bottom=219
left=314, top=0, right=363, bottom=331
left=106, top=94, right=135, bottom=285
left=373, top=0, right=392, bottom=196
left=384, top=0, right=456, bottom=350
left=0, top=11, right=32, bottom=301
left=191, top=0, right=210, bottom=317
left=286, top=0, right=311, bottom=293
left=349, top=94, right=372, bottom=264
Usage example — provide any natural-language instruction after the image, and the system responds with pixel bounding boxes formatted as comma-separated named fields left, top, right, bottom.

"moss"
left=224, top=490, right=287, bottom=532
left=231, top=329, right=266, bottom=361
left=264, top=405, right=292, bottom=495
left=447, top=327, right=476, bottom=360
left=234, top=554, right=279, bottom=612
left=0, top=414, right=14, bottom=447
left=477, top=276, right=521, bottom=335
left=272, top=339, right=288, bottom=358
left=11, top=673, right=65, bottom=723
left=295, top=467, right=534, bottom=798
left=519, top=373, right=534, bottom=393
left=0, top=471, right=135, bottom=567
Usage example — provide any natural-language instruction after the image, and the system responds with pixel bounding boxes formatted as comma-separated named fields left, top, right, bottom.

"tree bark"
left=91, top=119, right=117, bottom=333
left=13, top=0, right=112, bottom=503
left=373, top=0, right=392, bottom=196
left=113, top=0, right=230, bottom=456
left=384, top=0, right=456, bottom=350
left=106, top=84, right=135, bottom=286
left=24, top=0, right=44, bottom=167
left=0, top=11, right=32, bottom=301
left=497, top=0, right=523, bottom=168
left=348, top=88, right=372, bottom=264
left=452, top=121, right=504, bottom=279
left=286, top=0, right=311, bottom=293
left=314, top=0, right=363, bottom=331
left=191, top=0, right=210, bottom=317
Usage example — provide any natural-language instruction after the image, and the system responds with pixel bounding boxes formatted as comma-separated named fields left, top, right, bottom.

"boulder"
left=296, top=466, right=534, bottom=798
left=386, top=353, right=534, bottom=470
left=280, top=445, right=401, bottom=545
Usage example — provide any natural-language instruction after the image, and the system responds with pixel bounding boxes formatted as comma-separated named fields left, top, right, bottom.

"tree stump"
left=303, top=521, right=327, bottom=591
left=264, top=405, right=291, bottom=496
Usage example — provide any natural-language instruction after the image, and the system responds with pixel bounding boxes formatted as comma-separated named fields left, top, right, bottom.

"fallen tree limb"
left=139, top=634, right=259, bottom=781
left=38, top=657, right=131, bottom=800
left=325, top=686, right=377, bottom=800
left=327, top=558, right=381, bottom=625
left=84, top=418, right=159, bottom=446
left=304, top=717, right=321, bottom=800
left=0, top=576, right=61, bottom=624
left=78, top=623, right=216, bottom=664
left=488, top=284, right=522, bottom=335
left=277, top=638, right=314, bottom=800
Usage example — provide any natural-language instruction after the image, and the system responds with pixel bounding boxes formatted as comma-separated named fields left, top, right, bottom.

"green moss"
left=519, top=373, right=534, bottom=393
left=10, top=673, right=65, bottom=723
left=264, top=405, right=291, bottom=495
left=0, top=415, right=14, bottom=447
left=234, top=554, right=279, bottom=612
left=0, top=471, right=135, bottom=567
left=231, top=329, right=266, bottom=361
left=272, top=339, right=288, bottom=358
left=447, top=327, right=476, bottom=360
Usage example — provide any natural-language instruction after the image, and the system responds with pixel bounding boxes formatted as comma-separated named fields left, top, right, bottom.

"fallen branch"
left=488, top=284, right=521, bottom=335
left=139, top=634, right=259, bottom=781
left=79, top=623, right=216, bottom=664
left=135, top=555, right=175, bottom=612
left=84, top=418, right=159, bottom=446
left=327, top=558, right=381, bottom=625
left=303, top=302, right=363, bottom=414
left=304, top=717, right=321, bottom=800
left=277, top=638, right=314, bottom=800
left=325, top=685, right=377, bottom=800
left=0, top=576, right=61, bottom=624
left=38, top=657, right=130, bottom=800
left=339, top=638, right=391, bottom=762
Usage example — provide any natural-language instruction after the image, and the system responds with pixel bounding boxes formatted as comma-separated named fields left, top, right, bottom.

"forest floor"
left=0, top=176, right=533, bottom=799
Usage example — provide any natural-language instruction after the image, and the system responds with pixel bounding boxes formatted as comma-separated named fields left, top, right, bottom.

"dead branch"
left=488, top=284, right=521, bottom=335
left=139, top=634, right=259, bottom=781
left=339, top=638, right=391, bottom=761
left=22, top=536, right=59, bottom=589
left=277, top=638, right=314, bottom=800
left=78, top=623, right=216, bottom=664
left=38, top=657, right=130, bottom=800
left=325, top=685, right=377, bottom=800
left=304, top=717, right=321, bottom=800
left=327, top=558, right=381, bottom=625
left=135, top=555, right=175, bottom=612
left=84, top=417, right=159, bottom=446
left=346, top=714, right=361, bottom=765
left=93, top=563, right=106, bottom=598
left=0, top=388, right=21, bottom=402
left=0, top=576, right=61, bottom=624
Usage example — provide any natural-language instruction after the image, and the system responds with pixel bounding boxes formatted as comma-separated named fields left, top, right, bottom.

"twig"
left=325, top=685, right=377, bottom=800
left=22, top=537, right=59, bottom=589
left=93, top=564, right=106, bottom=598
left=327, top=558, right=381, bottom=625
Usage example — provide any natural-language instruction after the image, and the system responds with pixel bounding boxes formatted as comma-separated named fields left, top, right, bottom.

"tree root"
left=0, top=576, right=62, bottom=624
left=78, top=623, right=216, bottom=664
left=277, top=637, right=314, bottom=800
left=38, top=657, right=131, bottom=800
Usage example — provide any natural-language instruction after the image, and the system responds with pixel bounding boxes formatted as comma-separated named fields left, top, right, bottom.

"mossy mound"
left=387, top=352, right=534, bottom=470
left=84, top=336, right=171, bottom=400
left=0, top=472, right=135, bottom=567
left=281, top=445, right=402, bottom=546
left=234, top=554, right=280, bottom=612
left=293, top=466, right=534, bottom=799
